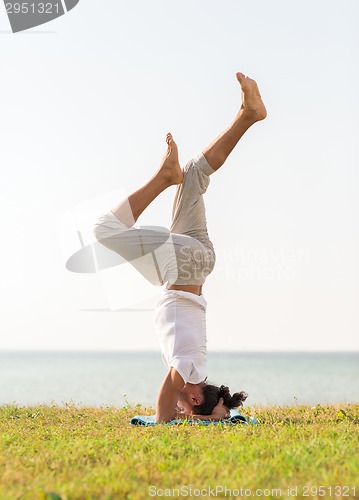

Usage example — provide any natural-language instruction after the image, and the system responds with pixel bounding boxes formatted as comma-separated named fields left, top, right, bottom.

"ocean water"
left=0, top=351, right=358, bottom=408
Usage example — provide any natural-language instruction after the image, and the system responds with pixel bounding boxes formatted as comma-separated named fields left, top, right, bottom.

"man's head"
left=178, top=382, right=248, bottom=416
left=176, top=381, right=206, bottom=414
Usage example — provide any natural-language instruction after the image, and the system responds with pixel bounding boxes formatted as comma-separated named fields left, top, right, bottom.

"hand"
left=211, top=398, right=230, bottom=420
left=175, top=405, right=186, bottom=418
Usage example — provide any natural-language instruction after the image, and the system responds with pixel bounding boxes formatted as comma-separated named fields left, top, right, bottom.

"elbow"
left=155, top=410, right=175, bottom=424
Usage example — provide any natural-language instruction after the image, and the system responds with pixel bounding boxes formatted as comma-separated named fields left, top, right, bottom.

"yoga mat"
left=130, top=409, right=258, bottom=426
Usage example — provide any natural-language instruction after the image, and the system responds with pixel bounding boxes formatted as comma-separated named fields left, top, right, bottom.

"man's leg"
left=168, top=148, right=217, bottom=291
left=169, top=70, right=268, bottom=246
left=111, top=133, right=183, bottom=226
left=202, top=72, right=267, bottom=171
left=170, top=151, right=214, bottom=245
left=93, top=134, right=183, bottom=286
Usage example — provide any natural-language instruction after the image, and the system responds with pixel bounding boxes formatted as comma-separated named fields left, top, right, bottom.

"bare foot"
left=236, top=72, right=267, bottom=122
left=158, top=133, right=183, bottom=185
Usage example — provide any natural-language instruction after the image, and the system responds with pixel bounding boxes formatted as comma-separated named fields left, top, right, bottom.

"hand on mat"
left=212, top=398, right=230, bottom=420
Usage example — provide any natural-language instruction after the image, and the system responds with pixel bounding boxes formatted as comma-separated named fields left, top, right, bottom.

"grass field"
left=0, top=403, right=358, bottom=499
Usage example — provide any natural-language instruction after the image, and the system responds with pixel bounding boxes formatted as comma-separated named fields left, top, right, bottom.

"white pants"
left=93, top=153, right=216, bottom=286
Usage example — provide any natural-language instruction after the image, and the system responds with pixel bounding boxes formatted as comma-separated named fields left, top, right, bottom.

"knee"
left=92, top=213, right=114, bottom=244
left=93, top=211, right=130, bottom=245
left=93, top=222, right=104, bottom=243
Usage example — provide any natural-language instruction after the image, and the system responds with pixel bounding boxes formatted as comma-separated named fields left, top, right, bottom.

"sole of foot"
left=158, top=133, right=183, bottom=185
left=236, top=72, right=267, bottom=122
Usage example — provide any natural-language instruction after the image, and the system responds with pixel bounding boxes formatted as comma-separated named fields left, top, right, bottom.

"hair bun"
left=217, top=385, right=248, bottom=409
left=238, top=391, right=248, bottom=402
left=218, top=385, right=230, bottom=398
left=231, top=390, right=248, bottom=408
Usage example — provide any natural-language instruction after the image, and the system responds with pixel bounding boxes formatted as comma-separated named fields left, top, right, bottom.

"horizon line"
left=0, top=349, right=358, bottom=354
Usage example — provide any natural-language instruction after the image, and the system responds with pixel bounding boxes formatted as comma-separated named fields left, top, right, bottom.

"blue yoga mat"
left=130, top=409, right=258, bottom=426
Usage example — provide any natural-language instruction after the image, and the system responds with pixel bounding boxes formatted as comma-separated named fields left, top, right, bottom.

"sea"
left=0, top=351, right=358, bottom=408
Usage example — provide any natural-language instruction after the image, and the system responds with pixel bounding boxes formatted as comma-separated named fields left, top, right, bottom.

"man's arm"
left=174, top=398, right=230, bottom=421
left=155, top=367, right=185, bottom=423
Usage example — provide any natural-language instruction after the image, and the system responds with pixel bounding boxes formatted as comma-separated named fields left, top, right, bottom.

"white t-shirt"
left=154, top=289, right=208, bottom=384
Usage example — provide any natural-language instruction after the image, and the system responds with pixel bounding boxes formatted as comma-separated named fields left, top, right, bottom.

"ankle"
left=153, top=170, right=175, bottom=188
left=156, top=164, right=183, bottom=186
left=236, top=106, right=254, bottom=120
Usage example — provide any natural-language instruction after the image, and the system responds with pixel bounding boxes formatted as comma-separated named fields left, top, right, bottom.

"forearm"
left=175, top=398, right=230, bottom=421
left=175, top=413, right=224, bottom=421
left=155, top=368, right=184, bottom=423
left=156, top=388, right=178, bottom=423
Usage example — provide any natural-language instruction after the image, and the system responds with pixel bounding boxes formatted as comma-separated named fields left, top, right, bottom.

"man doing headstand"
left=93, top=72, right=267, bottom=423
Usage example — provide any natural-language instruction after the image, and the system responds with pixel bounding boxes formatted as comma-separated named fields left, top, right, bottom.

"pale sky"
left=1, top=0, right=358, bottom=351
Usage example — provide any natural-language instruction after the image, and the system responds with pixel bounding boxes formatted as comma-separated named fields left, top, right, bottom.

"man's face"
left=176, top=389, right=194, bottom=414
left=176, top=383, right=204, bottom=414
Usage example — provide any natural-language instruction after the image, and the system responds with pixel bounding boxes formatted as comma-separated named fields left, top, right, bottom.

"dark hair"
left=192, top=384, right=248, bottom=416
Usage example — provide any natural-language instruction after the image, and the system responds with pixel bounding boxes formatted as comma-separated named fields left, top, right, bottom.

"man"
left=93, top=72, right=267, bottom=422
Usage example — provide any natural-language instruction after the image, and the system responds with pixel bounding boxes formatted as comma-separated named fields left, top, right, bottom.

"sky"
left=0, top=0, right=358, bottom=352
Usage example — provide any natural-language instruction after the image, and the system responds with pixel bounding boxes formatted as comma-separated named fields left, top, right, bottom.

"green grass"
left=0, top=403, right=358, bottom=499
